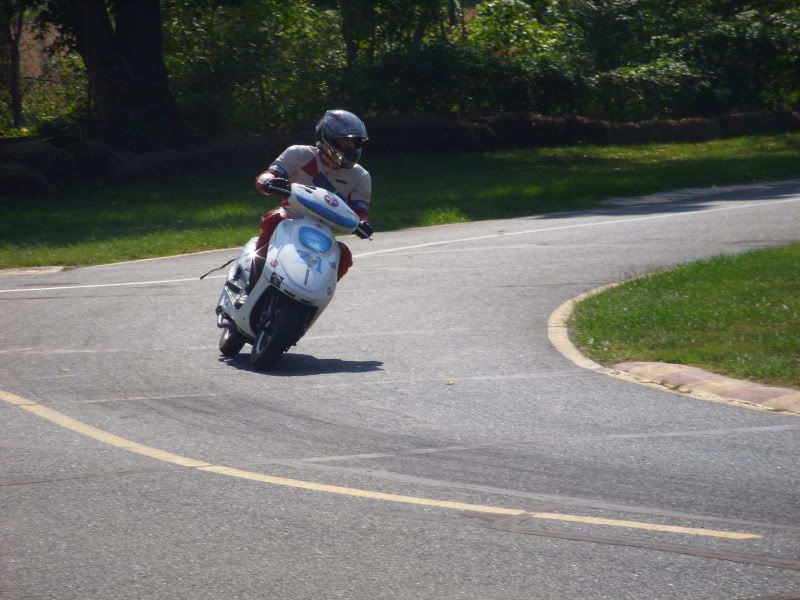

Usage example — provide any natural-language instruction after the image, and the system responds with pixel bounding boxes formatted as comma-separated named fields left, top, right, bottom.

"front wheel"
left=219, top=327, right=246, bottom=357
left=250, top=294, right=310, bottom=371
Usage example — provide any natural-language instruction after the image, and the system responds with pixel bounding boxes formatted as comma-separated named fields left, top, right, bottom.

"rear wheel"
left=219, top=327, right=246, bottom=357
left=250, top=293, right=309, bottom=371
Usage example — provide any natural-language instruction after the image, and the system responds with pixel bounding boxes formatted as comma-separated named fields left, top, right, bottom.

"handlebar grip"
left=266, top=183, right=291, bottom=195
left=355, top=225, right=373, bottom=240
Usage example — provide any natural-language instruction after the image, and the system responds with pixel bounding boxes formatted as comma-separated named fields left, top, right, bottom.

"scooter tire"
left=249, top=295, right=308, bottom=371
left=219, top=327, right=246, bottom=357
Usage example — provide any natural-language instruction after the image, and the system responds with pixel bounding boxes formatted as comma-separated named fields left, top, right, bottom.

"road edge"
left=547, top=284, right=800, bottom=416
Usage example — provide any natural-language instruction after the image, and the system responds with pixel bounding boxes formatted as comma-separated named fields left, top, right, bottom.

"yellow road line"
left=528, top=512, right=752, bottom=538
left=0, top=390, right=760, bottom=540
left=200, top=465, right=526, bottom=516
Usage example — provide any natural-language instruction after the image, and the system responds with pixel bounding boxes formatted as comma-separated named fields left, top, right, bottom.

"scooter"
left=215, top=182, right=369, bottom=370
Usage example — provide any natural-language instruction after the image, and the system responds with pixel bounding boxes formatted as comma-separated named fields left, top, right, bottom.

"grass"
left=570, top=243, right=800, bottom=389
left=1, top=132, right=799, bottom=268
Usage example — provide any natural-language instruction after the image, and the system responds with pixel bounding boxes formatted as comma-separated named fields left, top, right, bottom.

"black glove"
left=355, top=220, right=373, bottom=239
left=267, top=177, right=291, bottom=195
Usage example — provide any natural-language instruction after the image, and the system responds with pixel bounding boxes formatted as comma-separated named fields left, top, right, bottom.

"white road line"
left=1, top=195, right=798, bottom=295
left=355, top=196, right=800, bottom=258
left=0, top=275, right=225, bottom=294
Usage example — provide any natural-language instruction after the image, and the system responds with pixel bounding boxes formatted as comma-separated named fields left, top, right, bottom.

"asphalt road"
left=2, top=180, right=799, bottom=600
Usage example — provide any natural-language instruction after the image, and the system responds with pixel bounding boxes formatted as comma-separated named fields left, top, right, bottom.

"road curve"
left=1, top=180, right=799, bottom=600
left=548, top=284, right=800, bottom=415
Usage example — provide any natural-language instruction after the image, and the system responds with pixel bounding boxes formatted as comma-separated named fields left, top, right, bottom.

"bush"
left=583, top=58, right=710, bottom=122
left=363, top=42, right=537, bottom=115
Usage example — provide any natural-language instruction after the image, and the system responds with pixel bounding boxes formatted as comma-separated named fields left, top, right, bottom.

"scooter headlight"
left=298, top=226, right=333, bottom=253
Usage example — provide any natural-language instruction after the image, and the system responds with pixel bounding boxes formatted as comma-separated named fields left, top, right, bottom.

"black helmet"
left=315, top=109, right=368, bottom=168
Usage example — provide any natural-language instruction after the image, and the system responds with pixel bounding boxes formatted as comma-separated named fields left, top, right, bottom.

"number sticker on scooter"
left=297, top=249, right=322, bottom=272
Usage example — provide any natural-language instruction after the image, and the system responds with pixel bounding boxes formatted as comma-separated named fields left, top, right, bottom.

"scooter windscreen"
left=287, top=184, right=359, bottom=234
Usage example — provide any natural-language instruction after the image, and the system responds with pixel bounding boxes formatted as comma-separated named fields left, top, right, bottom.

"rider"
left=252, top=109, right=373, bottom=287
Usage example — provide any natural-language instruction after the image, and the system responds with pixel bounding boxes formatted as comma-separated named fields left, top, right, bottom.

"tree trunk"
left=0, top=6, right=23, bottom=128
left=339, top=0, right=375, bottom=67
left=70, top=0, right=181, bottom=150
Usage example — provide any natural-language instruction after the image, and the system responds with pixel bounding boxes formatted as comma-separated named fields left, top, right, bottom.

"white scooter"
left=215, top=182, right=369, bottom=370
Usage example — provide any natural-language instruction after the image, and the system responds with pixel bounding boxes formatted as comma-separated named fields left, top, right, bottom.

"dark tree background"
left=0, top=0, right=26, bottom=128
left=38, top=0, right=181, bottom=149
left=1, top=0, right=798, bottom=150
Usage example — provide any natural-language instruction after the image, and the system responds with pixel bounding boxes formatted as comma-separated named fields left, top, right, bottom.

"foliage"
left=584, top=57, right=708, bottom=121
left=350, top=0, right=578, bottom=116
left=371, top=0, right=455, bottom=53
left=0, top=1, right=25, bottom=128
left=340, top=0, right=458, bottom=63
left=0, top=0, right=798, bottom=140
left=678, top=2, right=800, bottom=113
left=466, top=0, right=560, bottom=60
left=0, top=1, right=87, bottom=137
left=14, top=51, right=86, bottom=136
left=461, top=0, right=579, bottom=115
left=364, top=41, right=534, bottom=115
left=162, top=0, right=344, bottom=138
left=548, top=0, right=800, bottom=119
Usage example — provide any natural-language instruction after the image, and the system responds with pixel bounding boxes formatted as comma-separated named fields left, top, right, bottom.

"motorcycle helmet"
left=315, top=109, right=368, bottom=168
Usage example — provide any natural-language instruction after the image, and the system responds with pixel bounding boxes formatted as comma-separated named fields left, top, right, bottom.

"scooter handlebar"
left=265, top=182, right=291, bottom=196
left=354, top=225, right=373, bottom=240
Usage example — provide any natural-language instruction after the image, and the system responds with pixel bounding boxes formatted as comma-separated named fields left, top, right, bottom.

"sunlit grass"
left=570, top=243, right=800, bottom=388
left=418, top=206, right=470, bottom=226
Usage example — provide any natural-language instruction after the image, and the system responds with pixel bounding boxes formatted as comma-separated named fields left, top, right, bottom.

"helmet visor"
left=333, top=136, right=364, bottom=150
left=330, top=136, right=364, bottom=166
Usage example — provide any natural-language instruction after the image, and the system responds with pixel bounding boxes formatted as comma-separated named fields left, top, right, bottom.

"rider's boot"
left=247, top=210, right=283, bottom=292
left=247, top=250, right=265, bottom=293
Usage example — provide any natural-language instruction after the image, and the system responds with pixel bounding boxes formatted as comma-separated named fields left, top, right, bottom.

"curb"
left=0, top=266, right=66, bottom=277
left=547, top=284, right=800, bottom=416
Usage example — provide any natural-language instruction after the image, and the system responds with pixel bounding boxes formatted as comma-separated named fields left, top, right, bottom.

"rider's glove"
left=267, top=177, right=291, bottom=195
left=355, top=220, right=373, bottom=239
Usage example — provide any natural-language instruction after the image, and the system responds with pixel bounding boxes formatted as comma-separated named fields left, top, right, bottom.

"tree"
left=337, top=0, right=464, bottom=111
left=675, top=0, right=800, bottom=112
left=0, top=0, right=25, bottom=128
left=163, top=0, right=343, bottom=137
left=546, top=0, right=800, bottom=118
left=338, top=0, right=459, bottom=66
left=339, top=0, right=374, bottom=67
left=41, top=0, right=182, bottom=150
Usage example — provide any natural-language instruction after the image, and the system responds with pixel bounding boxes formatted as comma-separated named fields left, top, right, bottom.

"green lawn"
left=570, top=243, right=800, bottom=389
left=1, top=132, right=799, bottom=268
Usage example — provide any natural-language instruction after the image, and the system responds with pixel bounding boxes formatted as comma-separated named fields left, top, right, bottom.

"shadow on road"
left=221, top=352, right=384, bottom=376
left=532, top=179, right=800, bottom=220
